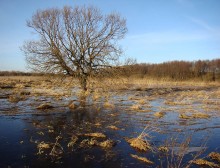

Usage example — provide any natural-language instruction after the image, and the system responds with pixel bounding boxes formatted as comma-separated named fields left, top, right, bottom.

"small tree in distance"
left=22, top=5, right=127, bottom=91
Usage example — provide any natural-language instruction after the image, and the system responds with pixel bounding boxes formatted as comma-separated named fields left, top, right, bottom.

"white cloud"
left=126, top=31, right=210, bottom=45
left=187, top=16, right=215, bottom=32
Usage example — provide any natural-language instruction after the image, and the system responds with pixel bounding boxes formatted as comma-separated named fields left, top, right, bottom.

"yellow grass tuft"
left=192, top=113, right=210, bottom=119
left=158, top=146, right=169, bottom=153
left=67, top=135, right=78, bottom=149
left=8, top=95, right=25, bottom=103
left=68, top=101, right=78, bottom=109
left=79, top=139, right=98, bottom=148
left=99, top=139, right=115, bottom=149
left=130, top=154, right=154, bottom=164
left=84, top=132, right=106, bottom=138
left=130, top=104, right=142, bottom=110
left=154, top=111, right=166, bottom=118
left=127, top=138, right=151, bottom=151
left=107, top=125, right=120, bottom=130
left=191, top=159, right=219, bottom=167
left=37, top=141, right=50, bottom=154
left=37, top=103, right=54, bottom=110
left=209, top=152, right=220, bottom=163
left=179, top=113, right=192, bottom=119
left=37, top=142, right=50, bottom=149
left=104, top=102, right=115, bottom=108
left=138, top=99, right=146, bottom=105
left=179, top=113, right=210, bottom=119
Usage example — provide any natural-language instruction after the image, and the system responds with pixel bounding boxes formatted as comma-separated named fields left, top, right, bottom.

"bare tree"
left=22, top=5, right=127, bottom=91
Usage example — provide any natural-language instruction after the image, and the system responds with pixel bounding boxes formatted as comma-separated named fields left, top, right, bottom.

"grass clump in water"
left=107, top=125, right=120, bottom=130
left=191, top=159, right=219, bottom=167
left=130, top=154, right=154, bottom=164
left=67, top=135, right=78, bottom=150
left=99, top=139, right=116, bottom=149
left=130, top=104, right=142, bottom=110
left=37, top=103, right=54, bottom=110
left=209, top=152, right=220, bottom=163
left=127, top=137, right=151, bottom=151
left=37, top=141, right=50, bottom=154
left=154, top=111, right=166, bottom=118
left=84, top=132, right=106, bottom=138
left=179, top=113, right=210, bottom=119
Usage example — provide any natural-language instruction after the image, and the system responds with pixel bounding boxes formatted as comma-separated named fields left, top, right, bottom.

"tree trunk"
left=212, top=71, right=216, bottom=81
left=80, top=75, right=87, bottom=91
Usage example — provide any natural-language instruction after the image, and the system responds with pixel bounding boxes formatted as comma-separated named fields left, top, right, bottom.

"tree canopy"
left=22, top=5, right=127, bottom=90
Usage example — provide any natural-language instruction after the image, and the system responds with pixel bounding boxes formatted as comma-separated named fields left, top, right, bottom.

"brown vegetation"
left=130, top=154, right=154, bottom=164
left=209, top=152, right=220, bottom=163
left=37, top=103, right=54, bottom=110
left=121, top=59, right=220, bottom=81
left=84, top=133, right=106, bottom=138
left=127, top=137, right=151, bottom=151
left=191, top=159, right=219, bottom=167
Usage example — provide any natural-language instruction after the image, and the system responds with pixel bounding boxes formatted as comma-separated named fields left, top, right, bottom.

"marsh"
left=0, top=76, right=220, bottom=167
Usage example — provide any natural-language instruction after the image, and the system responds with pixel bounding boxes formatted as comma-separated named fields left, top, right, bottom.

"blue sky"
left=0, top=0, right=220, bottom=71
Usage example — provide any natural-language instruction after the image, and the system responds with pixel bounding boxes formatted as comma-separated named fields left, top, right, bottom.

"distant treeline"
left=122, top=59, right=220, bottom=81
left=0, top=71, right=44, bottom=76
left=1, top=59, right=220, bottom=81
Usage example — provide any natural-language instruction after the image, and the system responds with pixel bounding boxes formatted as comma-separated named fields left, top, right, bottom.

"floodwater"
left=0, top=86, right=220, bottom=167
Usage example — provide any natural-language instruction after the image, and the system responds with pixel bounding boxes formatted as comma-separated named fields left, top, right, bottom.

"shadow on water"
left=0, top=88, right=220, bottom=167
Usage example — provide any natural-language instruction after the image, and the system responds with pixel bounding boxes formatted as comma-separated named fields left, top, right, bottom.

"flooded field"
left=0, top=77, right=220, bottom=167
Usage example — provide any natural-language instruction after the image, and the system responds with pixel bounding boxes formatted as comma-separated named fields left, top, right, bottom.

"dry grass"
left=130, top=104, right=142, bottom=110
left=68, top=101, right=78, bottom=109
left=138, top=99, right=146, bottom=105
left=127, top=122, right=160, bottom=152
left=192, top=113, right=210, bottom=119
left=118, top=77, right=220, bottom=89
left=37, top=103, right=54, bottom=110
left=1, top=76, right=219, bottom=93
left=107, top=125, right=120, bottom=130
left=179, top=113, right=210, bottom=119
left=191, top=159, right=219, bottom=167
left=209, top=152, right=220, bottom=163
left=127, top=137, right=151, bottom=151
left=49, top=136, right=64, bottom=158
left=79, top=138, right=115, bottom=149
left=94, top=122, right=102, bottom=127
left=8, top=95, right=25, bottom=103
left=130, top=154, right=154, bottom=164
left=67, top=135, right=78, bottom=149
left=92, top=91, right=101, bottom=101
left=99, top=139, right=116, bottom=149
left=154, top=111, right=166, bottom=118
left=158, top=146, right=169, bottom=152
left=79, top=138, right=98, bottom=148
left=103, top=102, right=115, bottom=108
left=37, top=141, right=50, bottom=154
left=84, top=132, right=106, bottom=138
left=179, top=114, right=192, bottom=119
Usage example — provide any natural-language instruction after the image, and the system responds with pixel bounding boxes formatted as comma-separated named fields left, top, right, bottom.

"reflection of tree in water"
left=23, top=104, right=125, bottom=166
